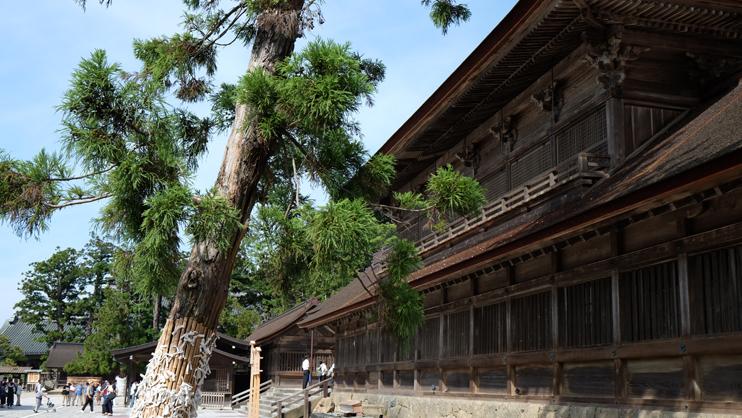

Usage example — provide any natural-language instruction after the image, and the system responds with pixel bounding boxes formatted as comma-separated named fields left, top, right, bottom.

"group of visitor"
left=79, top=381, right=117, bottom=415
left=301, top=356, right=335, bottom=389
left=0, top=378, right=21, bottom=408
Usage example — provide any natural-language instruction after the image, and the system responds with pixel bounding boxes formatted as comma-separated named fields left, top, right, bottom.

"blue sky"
left=0, top=0, right=516, bottom=322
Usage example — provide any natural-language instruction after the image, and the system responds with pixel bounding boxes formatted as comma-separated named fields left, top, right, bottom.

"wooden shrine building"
left=297, top=0, right=742, bottom=415
left=247, top=299, right=334, bottom=388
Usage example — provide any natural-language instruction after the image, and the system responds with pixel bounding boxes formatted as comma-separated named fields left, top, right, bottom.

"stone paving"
left=0, top=393, right=245, bottom=418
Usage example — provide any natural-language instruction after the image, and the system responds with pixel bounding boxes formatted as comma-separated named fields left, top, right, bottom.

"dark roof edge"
left=246, top=298, right=318, bottom=344
left=110, top=341, right=158, bottom=357
left=378, top=0, right=546, bottom=155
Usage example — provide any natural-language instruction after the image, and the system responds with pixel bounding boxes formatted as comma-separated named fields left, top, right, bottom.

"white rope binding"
left=130, top=323, right=217, bottom=418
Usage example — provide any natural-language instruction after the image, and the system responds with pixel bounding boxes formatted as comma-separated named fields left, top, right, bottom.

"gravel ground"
left=0, top=393, right=245, bottom=418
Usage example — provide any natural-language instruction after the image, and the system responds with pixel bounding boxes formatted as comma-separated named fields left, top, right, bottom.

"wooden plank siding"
left=333, top=213, right=742, bottom=409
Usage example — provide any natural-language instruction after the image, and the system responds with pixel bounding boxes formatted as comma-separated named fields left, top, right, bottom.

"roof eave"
left=378, top=0, right=548, bottom=156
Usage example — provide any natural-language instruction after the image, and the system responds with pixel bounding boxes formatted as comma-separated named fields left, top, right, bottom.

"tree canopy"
left=2, top=2, right=477, bottom=414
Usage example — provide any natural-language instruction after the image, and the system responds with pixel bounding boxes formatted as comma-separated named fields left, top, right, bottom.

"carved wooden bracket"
left=490, top=115, right=518, bottom=150
left=455, top=143, right=481, bottom=173
left=531, top=80, right=564, bottom=121
left=584, top=28, right=649, bottom=96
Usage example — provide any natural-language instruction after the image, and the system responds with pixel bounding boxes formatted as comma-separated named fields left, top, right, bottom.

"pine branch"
left=47, top=165, right=116, bottom=182
left=194, top=4, right=248, bottom=54
left=45, top=194, right=112, bottom=209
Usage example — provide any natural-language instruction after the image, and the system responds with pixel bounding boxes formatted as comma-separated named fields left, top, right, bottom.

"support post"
left=248, top=341, right=262, bottom=418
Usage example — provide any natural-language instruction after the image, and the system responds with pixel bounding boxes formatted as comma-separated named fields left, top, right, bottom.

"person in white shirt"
left=33, top=383, right=44, bottom=413
left=129, top=380, right=139, bottom=408
left=316, top=361, right=328, bottom=381
left=301, top=355, right=310, bottom=389
left=14, top=380, right=21, bottom=406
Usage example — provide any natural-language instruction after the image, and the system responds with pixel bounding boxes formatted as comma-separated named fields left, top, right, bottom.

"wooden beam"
left=622, top=29, right=742, bottom=58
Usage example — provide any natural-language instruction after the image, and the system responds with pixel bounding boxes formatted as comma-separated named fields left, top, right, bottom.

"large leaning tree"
left=1, top=1, right=473, bottom=417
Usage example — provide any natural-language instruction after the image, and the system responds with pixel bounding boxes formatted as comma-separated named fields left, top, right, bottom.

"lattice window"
left=511, top=292, right=552, bottom=352
left=510, top=141, right=554, bottom=188
left=558, top=277, right=613, bottom=348
left=417, top=317, right=440, bottom=360
left=689, top=246, right=742, bottom=335
left=620, top=261, right=681, bottom=342
left=473, top=302, right=507, bottom=354
left=480, top=168, right=509, bottom=200
left=202, top=368, right=229, bottom=392
left=555, top=106, right=607, bottom=163
left=278, top=352, right=304, bottom=372
left=443, top=310, right=470, bottom=358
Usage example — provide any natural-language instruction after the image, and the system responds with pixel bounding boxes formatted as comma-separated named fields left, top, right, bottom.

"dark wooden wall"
left=333, top=185, right=742, bottom=412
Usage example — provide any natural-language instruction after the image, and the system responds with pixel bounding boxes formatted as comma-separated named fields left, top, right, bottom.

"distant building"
left=45, top=342, right=84, bottom=386
left=0, top=317, right=49, bottom=368
left=247, top=299, right=333, bottom=388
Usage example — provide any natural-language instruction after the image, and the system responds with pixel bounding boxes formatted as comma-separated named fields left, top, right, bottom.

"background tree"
left=15, top=247, right=87, bottom=345
left=1, top=1, right=473, bottom=417
left=80, top=237, right=116, bottom=334
left=65, top=272, right=154, bottom=376
left=0, top=335, right=27, bottom=366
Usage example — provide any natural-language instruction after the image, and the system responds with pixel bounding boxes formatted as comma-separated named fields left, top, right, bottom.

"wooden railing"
left=230, top=379, right=272, bottom=408
left=200, top=392, right=230, bottom=409
left=371, top=152, right=611, bottom=275
left=271, top=379, right=332, bottom=418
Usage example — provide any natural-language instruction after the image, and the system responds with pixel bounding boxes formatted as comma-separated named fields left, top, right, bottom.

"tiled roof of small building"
left=45, top=342, right=84, bottom=369
left=246, top=299, right=318, bottom=345
left=0, top=318, right=49, bottom=356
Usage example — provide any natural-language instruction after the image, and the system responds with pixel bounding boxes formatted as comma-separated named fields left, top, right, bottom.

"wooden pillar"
left=678, top=253, right=691, bottom=337
left=551, top=285, right=559, bottom=349
left=611, top=270, right=621, bottom=344
left=248, top=341, right=262, bottom=418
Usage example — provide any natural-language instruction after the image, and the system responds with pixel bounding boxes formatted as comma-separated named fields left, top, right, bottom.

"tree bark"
left=131, top=3, right=304, bottom=418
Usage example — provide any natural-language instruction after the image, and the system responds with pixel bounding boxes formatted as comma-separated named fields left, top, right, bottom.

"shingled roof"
left=246, top=299, right=318, bottom=345
left=45, top=342, right=83, bottom=369
left=0, top=318, right=49, bottom=356
left=299, top=80, right=742, bottom=328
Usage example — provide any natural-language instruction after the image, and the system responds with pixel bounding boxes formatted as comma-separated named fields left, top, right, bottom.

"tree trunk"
left=131, top=3, right=304, bottom=418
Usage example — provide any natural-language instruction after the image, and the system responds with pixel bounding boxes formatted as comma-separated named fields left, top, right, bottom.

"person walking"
left=128, top=380, right=139, bottom=408
left=6, top=379, right=14, bottom=408
left=0, top=379, right=7, bottom=408
left=75, top=382, right=83, bottom=406
left=301, top=355, right=311, bottom=389
left=101, top=383, right=115, bottom=415
left=33, top=381, right=44, bottom=413
left=81, top=382, right=95, bottom=412
left=14, top=379, right=21, bottom=406
left=61, top=384, right=70, bottom=406
left=95, top=381, right=104, bottom=406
